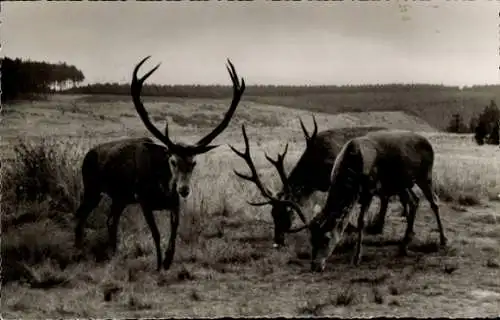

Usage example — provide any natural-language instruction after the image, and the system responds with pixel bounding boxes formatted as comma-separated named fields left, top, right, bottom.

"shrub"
left=1, top=138, right=95, bottom=283
left=446, top=113, right=468, bottom=133
left=2, top=138, right=85, bottom=212
left=473, top=100, right=500, bottom=145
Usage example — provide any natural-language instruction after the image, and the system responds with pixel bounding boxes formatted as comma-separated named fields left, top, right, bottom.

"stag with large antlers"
left=231, top=116, right=411, bottom=248
left=231, top=126, right=445, bottom=271
left=74, top=56, right=245, bottom=271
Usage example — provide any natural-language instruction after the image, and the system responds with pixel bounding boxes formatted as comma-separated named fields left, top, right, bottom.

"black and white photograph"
left=1, top=1, right=499, bottom=317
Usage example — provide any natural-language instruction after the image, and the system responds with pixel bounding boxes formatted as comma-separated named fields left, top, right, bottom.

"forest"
left=1, top=57, right=85, bottom=102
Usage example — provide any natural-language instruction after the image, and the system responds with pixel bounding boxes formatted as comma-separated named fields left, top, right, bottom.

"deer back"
left=287, top=126, right=387, bottom=193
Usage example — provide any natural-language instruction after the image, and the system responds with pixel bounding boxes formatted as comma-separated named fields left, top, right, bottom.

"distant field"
left=63, top=83, right=500, bottom=131
left=1, top=94, right=499, bottom=318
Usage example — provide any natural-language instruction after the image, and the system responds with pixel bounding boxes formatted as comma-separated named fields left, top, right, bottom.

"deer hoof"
left=162, top=259, right=173, bottom=271
left=351, top=255, right=362, bottom=266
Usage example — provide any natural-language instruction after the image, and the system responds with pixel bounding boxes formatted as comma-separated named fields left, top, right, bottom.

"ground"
left=1, top=94, right=499, bottom=318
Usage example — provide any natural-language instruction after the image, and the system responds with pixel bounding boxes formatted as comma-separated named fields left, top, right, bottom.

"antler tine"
left=194, top=59, right=246, bottom=150
left=287, top=209, right=324, bottom=233
left=229, top=125, right=276, bottom=203
left=264, top=143, right=290, bottom=194
left=287, top=224, right=311, bottom=233
left=131, top=56, right=180, bottom=152
left=299, top=117, right=310, bottom=141
left=299, top=115, right=318, bottom=146
left=230, top=125, right=309, bottom=225
left=311, top=114, right=318, bottom=140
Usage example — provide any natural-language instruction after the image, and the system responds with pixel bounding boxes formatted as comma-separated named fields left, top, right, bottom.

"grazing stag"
left=74, top=56, right=246, bottom=271
left=231, top=116, right=409, bottom=248
left=231, top=126, right=445, bottom=271
left=285, top=130, right=447, bottom=272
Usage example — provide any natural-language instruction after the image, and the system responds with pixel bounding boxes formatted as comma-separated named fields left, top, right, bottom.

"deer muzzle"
left=178, top=186, right=190, bottom=198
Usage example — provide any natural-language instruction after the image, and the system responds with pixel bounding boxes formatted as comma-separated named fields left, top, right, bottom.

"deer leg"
left=398, top=190, right=417, bottom=256
left=74, top=191, right=101, bottom=249
left=139, top=203, right=162, bottom=271
left=163, top=206, right=180, bottom=270
left=406, top=188, right=419, bottom=220
left=107, top=201, right=126, bottom=254
left=418, top=180, right=447, bottom=246
left=365, top=195, right=389, bottom=235
left=352, top=192, right=373, bottom=266
left=400, top=192, right=409, bottom=218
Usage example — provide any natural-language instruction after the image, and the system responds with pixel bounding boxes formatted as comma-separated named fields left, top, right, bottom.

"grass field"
left=1, top=94, right=500, bottom=317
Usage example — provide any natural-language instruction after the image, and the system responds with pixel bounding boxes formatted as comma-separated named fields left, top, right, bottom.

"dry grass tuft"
left=334, top=286, right=357, bottom=306
left=372, top=287, right=385, bottom=304
left=297, top=299, right=328, bottom=316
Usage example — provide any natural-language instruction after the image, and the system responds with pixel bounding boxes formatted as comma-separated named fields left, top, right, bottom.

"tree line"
left=65, top=82, right=483, bottom=98
left=1, top=57, right=85, bottom=102
left=447, top=99, right=500, bottom=145
left=3, top=56, right=500, bottom=101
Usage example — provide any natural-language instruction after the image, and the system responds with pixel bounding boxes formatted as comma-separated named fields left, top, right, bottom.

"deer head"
left=131, top=56, right=245, bottom=198
left=229, top=124, right=310, bottom=246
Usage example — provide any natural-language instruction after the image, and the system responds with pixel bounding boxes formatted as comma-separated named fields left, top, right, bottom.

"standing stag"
left=74, top=56, right=245, bottom=271
left=284, top=130, right=447, bottom=272
left=230, top=116, right=410, bottom=248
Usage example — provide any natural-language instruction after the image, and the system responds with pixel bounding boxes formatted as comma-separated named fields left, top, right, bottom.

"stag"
left=231, top=116, right=410, bottom=248
left=230, top=126, right=446, bottom=271
left=74, top=56, right=245, bottom=271
left=284, top=130, right=447, bottom=272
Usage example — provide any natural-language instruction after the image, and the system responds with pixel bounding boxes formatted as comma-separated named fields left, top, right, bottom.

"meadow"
left=1, top=94, right=500, bottom=317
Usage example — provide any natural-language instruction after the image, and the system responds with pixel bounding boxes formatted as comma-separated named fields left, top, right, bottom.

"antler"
left=131, top=56, right=245, bottom=156
left=287, top=215, right=324, bottom=233
left=299, top=114, right=318, bottom=147
left=229, top=125, right=308, bottom=225
left=131, top=56, right=184, bottom=154
left=287, top=205, right=327, bottom=233
left=264, top=143, right=290, bottom=195
left=194, top=59, right=246, bottom=150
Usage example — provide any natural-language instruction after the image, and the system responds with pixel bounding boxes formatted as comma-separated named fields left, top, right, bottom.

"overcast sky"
left=2, top=1, right=499, bottom=86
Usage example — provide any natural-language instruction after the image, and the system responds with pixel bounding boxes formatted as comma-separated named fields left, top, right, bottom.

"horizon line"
left=75, top=82, right=500, bottom=88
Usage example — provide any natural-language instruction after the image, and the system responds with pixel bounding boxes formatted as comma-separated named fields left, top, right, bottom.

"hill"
left=62, top=83, right=500, bottom=131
